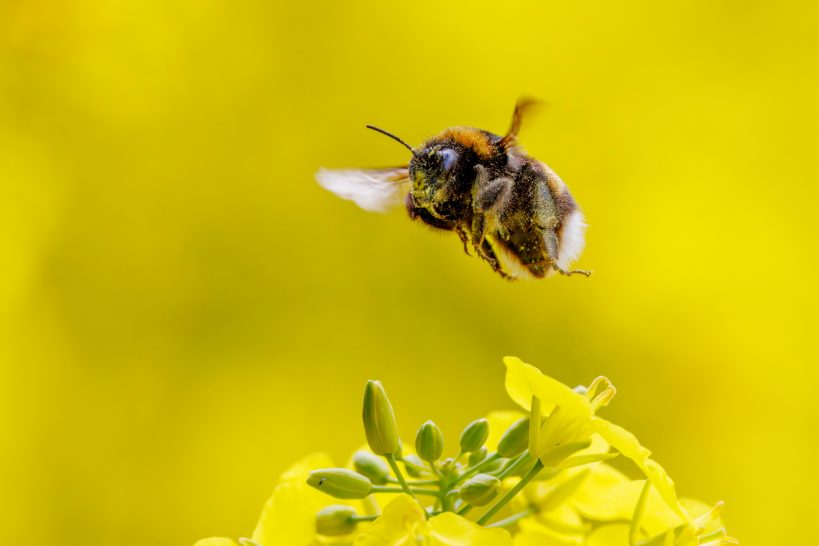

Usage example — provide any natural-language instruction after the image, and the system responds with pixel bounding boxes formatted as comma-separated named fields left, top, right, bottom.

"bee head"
left=410, top=144, right=460, bottom=180
left=407, top=141, right=466, bottom=205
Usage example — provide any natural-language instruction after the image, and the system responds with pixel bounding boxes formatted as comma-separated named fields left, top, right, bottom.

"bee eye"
left=437, top=148, right=458, bottom=172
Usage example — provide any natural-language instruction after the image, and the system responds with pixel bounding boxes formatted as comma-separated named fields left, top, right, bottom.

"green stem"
left=496, top=451, right=532, bottom=480
left=486, top=505, right=537, bottom=528
left=388, top=477, right=439, bottom=486
left=477, top=460, right=544, bottom=525
left=451, top=453, right=501, bottom=486
left=456, top=503, right=473, bottom=516
left=349, top=514, right=380, bottom=523
left=386, top=453, right=416, bottom=499
left=371, top=486, right=440, bottom=497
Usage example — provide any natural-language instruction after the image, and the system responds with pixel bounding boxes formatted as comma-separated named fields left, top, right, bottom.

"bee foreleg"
left=474, top=176, right=513, bottom=214
left=471, top=173, right=513, bottom=248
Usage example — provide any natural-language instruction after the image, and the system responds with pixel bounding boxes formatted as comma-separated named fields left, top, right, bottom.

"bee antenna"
left=366, top=125, right=416, bottom=155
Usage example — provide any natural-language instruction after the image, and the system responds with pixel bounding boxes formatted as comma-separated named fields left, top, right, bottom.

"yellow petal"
left=353, top=495, right=428, bottom=546
left=591, top=418, right=691, bottom=525
left=518, top=504, right=588, bottom=539
left=193, top=539, right=239, bottom=546
left=251, top=482, right=322, bottom=546
left=575, top=473, right=644, bottom=522
left=586, top=524, right=630, bottom=546
left=503, top=357, right=591, bottom=421
left=428, top=512, right=513, bottom=545
left=570, top=465, right=680, bottom=536
left=589, top=418, right=650, bottom=461
left=513, top=523, right=583, bottom=546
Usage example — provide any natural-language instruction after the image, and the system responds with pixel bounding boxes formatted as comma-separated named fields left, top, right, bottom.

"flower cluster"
left=195, top=357, right=737, bottom=546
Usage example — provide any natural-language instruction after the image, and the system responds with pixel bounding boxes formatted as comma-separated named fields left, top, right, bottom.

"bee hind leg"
left=544, top=229, right=591, bottom=277
left=552, top=264, right=593, bottom=277
left=471, top=171, right=513, bottom=249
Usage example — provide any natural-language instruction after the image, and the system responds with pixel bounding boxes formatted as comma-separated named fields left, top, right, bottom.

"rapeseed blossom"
left=195, top=357, right=737, bottom=545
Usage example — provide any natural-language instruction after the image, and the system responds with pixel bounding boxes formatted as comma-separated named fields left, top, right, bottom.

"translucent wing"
left=316, top=167, right=410, bottom=213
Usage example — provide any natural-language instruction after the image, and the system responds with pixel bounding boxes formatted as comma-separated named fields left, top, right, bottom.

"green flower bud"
left=362, top=380, right=401, bottom=456
left=497, top=416, right=530, bottom=458
left=459, top=473, right=502, bottom=506
left=459, top=418, right=489, bottom=453
left=315, top=505, right=358, bottom=536
left=402, top=454, right=426, bottom=478
left=415, top=420, right=444, bottom=462
left=439, top=457, right=456, bottom=477
left=352, top=451, right=391, bottom=485
left=307, top=468, right=372, bottom=499
left=483, top=457, right=507, bottom=474
left=468, top=446, right=489, bottom=467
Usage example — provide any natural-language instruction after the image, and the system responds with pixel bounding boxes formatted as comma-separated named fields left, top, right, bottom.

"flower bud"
left=362, top=380, right=400, bottom=456
left=497, top=416, right=530, bottom=458
left=415, top=420, right=444, bottom=462
left=307, top=468, right=373, bottom=499
left=459, top=473, right=502, bottom=506
left=439, top=457, right=456, bottom=476
left=315, top=505, right=358, bottom=536
left=401, top=454, right=426, bottom=478
left=459, top=418, right=489, bottom=453
left=482, top=457, right=507, bottom=474
left=468, top=446, right=489, bottom=467
left=352, top=451, right=391, bottom=485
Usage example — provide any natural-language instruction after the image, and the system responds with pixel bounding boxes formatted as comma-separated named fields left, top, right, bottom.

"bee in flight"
left=316, top=99, right=590, bottom=279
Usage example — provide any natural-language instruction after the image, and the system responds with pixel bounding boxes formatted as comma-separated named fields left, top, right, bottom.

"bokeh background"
left=1, top=1, right=817, bottom=544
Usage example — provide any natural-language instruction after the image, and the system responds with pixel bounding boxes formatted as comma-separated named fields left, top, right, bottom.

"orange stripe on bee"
left=440, top=127, right=495, bottom=159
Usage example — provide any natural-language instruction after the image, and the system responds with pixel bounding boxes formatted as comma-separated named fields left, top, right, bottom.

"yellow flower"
left=589, top=418, right=691, bottom=524
left=503, top=357, right=691, bottom=525
left=504, top=357, right=613, bottom=467
left=197, top=358, right=736, bottom=546
left=584, top=496, right=739, bottom=546
left=195, top=453, right=371, bottom=546
left=353, top=495, right=513, bottom=546
left=568, top=463, right=691, bottom=538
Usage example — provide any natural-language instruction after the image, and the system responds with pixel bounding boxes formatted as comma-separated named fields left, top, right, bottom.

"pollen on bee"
left=440, top=127, right=494, bottom=159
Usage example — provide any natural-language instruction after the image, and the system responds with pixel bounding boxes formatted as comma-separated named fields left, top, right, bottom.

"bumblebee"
left=316, top=99, right=590, bottom=279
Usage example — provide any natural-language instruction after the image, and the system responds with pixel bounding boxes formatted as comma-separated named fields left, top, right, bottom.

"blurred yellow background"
left=1, top=0, right=817, bottom=544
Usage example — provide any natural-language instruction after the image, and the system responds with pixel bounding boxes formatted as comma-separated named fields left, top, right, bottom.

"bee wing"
left=316, top=167, right=410, bottom=213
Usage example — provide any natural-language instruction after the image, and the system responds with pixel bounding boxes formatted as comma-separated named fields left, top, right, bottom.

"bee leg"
left=479, top=239, right=512, bottom=280
left=474, top=176, right=513, bottom=217
left=471, top=172, right=513, bottom=248
left=553, top=264, right=593, bottom=277
left=456, top=227, right=472, bottom=256
left=544, top=230, right=591, bottom=277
